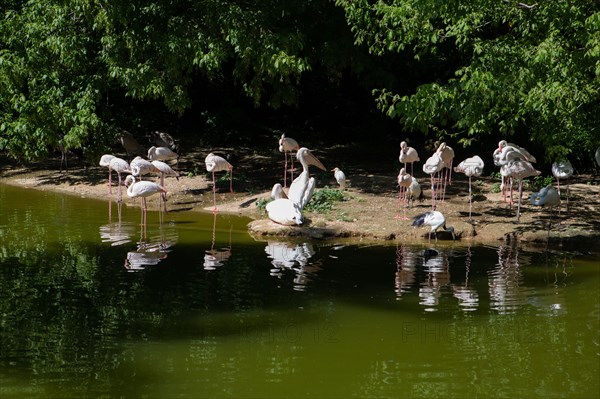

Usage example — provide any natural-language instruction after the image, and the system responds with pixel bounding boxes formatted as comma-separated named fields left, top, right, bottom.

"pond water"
left=0, top=183, right=598, bottom=398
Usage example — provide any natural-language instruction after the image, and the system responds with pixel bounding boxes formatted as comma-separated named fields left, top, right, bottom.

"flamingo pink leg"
left=283, top=152, right=288, bottom=188
left=212, top=170, right=218, bottom=213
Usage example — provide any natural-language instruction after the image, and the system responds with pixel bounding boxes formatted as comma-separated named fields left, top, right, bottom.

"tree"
left=335, top=0, right=600, bottom=161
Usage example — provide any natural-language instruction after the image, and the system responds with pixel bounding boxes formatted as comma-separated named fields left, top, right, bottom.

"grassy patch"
left=304, top=187, right=351, bottom=214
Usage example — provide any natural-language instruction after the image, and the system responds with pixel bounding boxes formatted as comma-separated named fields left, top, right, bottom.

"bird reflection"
left=264, top=241, right=320, bottom=291
left=124, top=224, right=178, bottom=271
left=101, top=198, right=133, bottom=246
left=394, top=244, right=417, bottom=299
left=204, top=212, right=232, bottom=270
left=452, top=246, right=479, bottom=311
left=488, top=243, right=529, bottom=314
left=418, top=247, right=451, bottom=311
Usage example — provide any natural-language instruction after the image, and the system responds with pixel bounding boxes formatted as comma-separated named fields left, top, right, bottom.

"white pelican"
left=412, top=211, right=455, bottom=241
left=454, top=155, right=485, bottom=220
left=399, top=141, right=420, bottom=176
left=205, top=153, right=233, bottom=212
left=332, top=167, right=346, bottom=189
left=279, top=133, right=300, bottom=187
left=266, top=199, right=304, bottom=226
left=288, top=147, right=326, bottom=211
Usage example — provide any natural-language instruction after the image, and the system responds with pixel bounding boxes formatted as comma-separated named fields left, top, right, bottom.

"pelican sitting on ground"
left=288, top=147, right=326, bottom=211
left=332, top=167, right=346, bottom=189
left=454, top=155, right=485, bottom=220
left=279, top=133, right=300, bottom=187
left=399, top=141, right=420, bottom=176
left=551, top=159, right=573, bottom=210
left=412, top=211, right=456, bottom=241
left=265, top=183, right=303, bottom=226
left=205, top=153, right=233, bottom=212
left=124, top=175, right=167, bottom=226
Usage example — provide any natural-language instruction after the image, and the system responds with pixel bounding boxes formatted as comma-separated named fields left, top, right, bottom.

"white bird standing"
left=551, top=159, right=573, bottom=210
left=396, top=167, right=412, bottom=220
left=412, top=211, right=456, bottom=241
left=332, top=167, right=346, bottom=189
left=108, top=157, right=132, bottom=203
left=279, top=133, right=300, bottom=188
left=151, top=160, right=179, bottom=212
left=422, top=152, right=444, bottom=210
left=148, top=145, right=179, bottom=166
left=454, top=155, right=485, bottom=220
left=501, top=159, right=541, bottom=221
left=399, top=141, right=420, bottom=177
left=130, top=156, right=159, bottom=180
left=99, top=154, right=116, bottom=195
left=530, top=185, right=561, bottom=226
left=124, top=175, right=167, bottom=226
left=288, top=147, right=327, bottom=211
left=205, top=153, right=233, bottom=212
left=436, top=142, right=455, bottom=202
left=407, top=176, right=422, bottom=207
left=498, top=140, right=536, bottom=163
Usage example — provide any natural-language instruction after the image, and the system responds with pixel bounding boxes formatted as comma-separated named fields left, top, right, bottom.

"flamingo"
left=454, top=155, right=485, bottom=220
left=412, top=211, right=456, bottom=241
left=130, top=156, right=159, bottom=180
left=108, top=157, right=132, bottom=203
left=396, top=167, right=412, bottom=220
left=596, top=147, right=600, bottom=167
left=279, top=133, right=300, bottom=188
left=332, top=167, right=346, bottom=189
left=124, top=175, right=167, bottom=226
left=436, top=142, right=455, bottom=201
left=205, top=153, right=233, bottom=212
left=288, top=147, right=326, bottom=211
left=399, top=141, right=420, bottom=176
left=151, top=160, right=179, bottom=212
left=407, top=176, right=422, bottom=207
left=530, top=185, right=561, bottom=227
left=99, top=154, right=116, bottom=195
left=551, top=159, right=573, bottom=210
left=498, top=140, right=536, bottom=163
left=148, top=146, right=179, bottom=167
left=501, top=159, right=541, bottom=221
left=422, top=152, right=444, bottom=210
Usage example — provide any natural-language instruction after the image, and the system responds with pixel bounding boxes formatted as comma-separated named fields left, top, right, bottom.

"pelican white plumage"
left=271, top=183, right=288, bottom=200
left=422, top=152, right=444, bottom=210
left=266, top=183, right=303, bottom=225
left=288, top=147, right=326, bottom=211
left=454, top=155, right=485, bottom=220
left=99, top=154, right=116, bottom=195
left=501, top=159, right=541, bottom=221
left=551, top=159, right=573, bottom=210
left=279, top=133, right=300, bottom=187
left=399, top=141, right=420, bottom=176
left=205, top=153, right=233, bottom=212
left=412, top=211, right=455, bottom=241
left=332, top=167, right=346, bottom=189
left=124, top=175, right=167, bottom=226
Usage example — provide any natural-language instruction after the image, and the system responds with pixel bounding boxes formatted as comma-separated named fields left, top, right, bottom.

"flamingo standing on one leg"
left=124, top=175, right=167, bottom=226
left=399, top=141, right=420, bottom=177
left=551, top=159, right=573, bottom=211
left=109, top=157, right=132, bottom=203
left=205, top=153, right=233, bottom=212
left=148, top=146, right=179, bottom=168
left=279, top=133, right=300, bottom=188
left=454, top=155, right=485, bottom=221
left=99, top=154, right=116, bottom=195
left=423, top=152, right=444, bottom=210
left=396, top=167, right=412, bottom=220
left=436, top=142, right=455, bottom=202
left=151, top=160, right=179, bottom=212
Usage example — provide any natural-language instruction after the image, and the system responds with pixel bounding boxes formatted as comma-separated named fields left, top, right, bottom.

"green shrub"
left=304, top=187, right=350, bottom=214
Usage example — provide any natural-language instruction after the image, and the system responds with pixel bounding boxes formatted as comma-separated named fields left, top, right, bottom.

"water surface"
left=0, top=183, right=598, bottom=398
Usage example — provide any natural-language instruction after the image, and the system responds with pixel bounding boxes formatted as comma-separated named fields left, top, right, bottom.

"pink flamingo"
left=399, top=141, right=420, bottom=177
left=205, top=153, right=233, bottom=212
left=279, top=133, right=300, bottom=187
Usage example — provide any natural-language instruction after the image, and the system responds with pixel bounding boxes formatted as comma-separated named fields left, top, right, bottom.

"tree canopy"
left=1, top=0, right=599, bottom=164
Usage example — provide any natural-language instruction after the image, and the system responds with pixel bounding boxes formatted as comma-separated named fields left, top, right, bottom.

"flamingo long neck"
left=126, top=176, right=136, bottom=196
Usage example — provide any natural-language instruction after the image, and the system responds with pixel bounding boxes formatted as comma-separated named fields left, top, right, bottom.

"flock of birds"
left=98, top=129, right=599, bottom=241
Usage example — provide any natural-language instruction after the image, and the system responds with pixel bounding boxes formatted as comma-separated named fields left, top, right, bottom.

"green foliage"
left=255, top=197, right=269, bottom=213
left=336, top=0, right=600, bottom=161
left=304, top=187, right=350, bottom=214
left=526, top=175, right=555, bottom=192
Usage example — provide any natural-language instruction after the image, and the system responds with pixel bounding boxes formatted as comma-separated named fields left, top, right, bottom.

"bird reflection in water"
left=451, top=246, right=479, bottom=311
left=418, top=248, right=451, bottom=311
left=100, top=197, right=134, bottom=246
left=488, top=243, right=529, bottom=314
left=394, top=244, right=417, bottom=299
left=124, top=223, right=178, bottom=271
left=264, top=241, right=320, bottom=291
left=203, top=212, right=232, bottom=270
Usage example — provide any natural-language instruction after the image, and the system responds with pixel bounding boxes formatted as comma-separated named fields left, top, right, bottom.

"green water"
left=0, top=183, right=598, bottom=398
